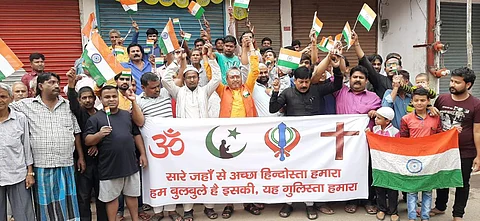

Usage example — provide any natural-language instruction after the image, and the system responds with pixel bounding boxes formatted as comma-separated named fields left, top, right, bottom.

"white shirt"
left=253, top=82, right=281, bottom=117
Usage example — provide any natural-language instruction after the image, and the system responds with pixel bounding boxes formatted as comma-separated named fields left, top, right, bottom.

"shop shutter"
left=291, top=0, right=378, bottom=66
left=97, top=0, right=225, bottom=49
left=0, top=0, right=82, bottom=89
left=235, top=0, right=281, bottom=53
left=439, top=2, right=480, bottom=97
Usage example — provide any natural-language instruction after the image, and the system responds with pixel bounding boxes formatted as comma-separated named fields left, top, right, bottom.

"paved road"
left=97, top=174, right=480, bottom=221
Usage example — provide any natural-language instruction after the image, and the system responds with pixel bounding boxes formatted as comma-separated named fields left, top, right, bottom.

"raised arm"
left=205, top=44, right=221, bottom=96
left=352, top=31, right=382, bottom=88
left=66, top=67, right=82, bottom=117
left=269, top=79, right=287, bottom=113
left=245, top=45, right=259, bottom=92
left=161, top=52, right=183, bottom=100
left=311, top=53, right=331, bottom=84
left=316, top=55, right=344, bottom=96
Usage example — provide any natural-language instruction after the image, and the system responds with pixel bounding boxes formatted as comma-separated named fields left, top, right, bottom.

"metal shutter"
left=291, top=0, right=378, bottom=66
left=439, top=2, right=480, bottom=97
left=97, top=0, right=225, bottom=49
left=235, top=0, right=281, bottom=53
left=0, top=0, right=82, bottom=88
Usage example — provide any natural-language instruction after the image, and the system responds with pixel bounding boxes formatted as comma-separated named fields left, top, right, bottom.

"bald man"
left=12, top=82, right=28, bottom=101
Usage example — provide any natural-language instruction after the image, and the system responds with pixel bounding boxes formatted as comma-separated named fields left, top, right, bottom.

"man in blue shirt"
left=121, top=44, right=152, bottom=95
left=381, top=70, right=411, bottom=129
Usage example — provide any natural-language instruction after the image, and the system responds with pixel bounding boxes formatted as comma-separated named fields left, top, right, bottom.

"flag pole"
left=106, top=114, right=111, bottom=127
left=129, top=14, right=134, bottom=22
left=352, top=18, right=359, bottom=32
left=198, top=19, right=203, bottom=30
left=178, top=21, right=183, bottom=31
left=124, top=27, right=132, bottom=40
left=230, top=0, right=232, bottom=6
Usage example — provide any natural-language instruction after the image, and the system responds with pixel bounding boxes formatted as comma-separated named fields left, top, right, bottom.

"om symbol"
left=149, top=128, right=185, bottom=159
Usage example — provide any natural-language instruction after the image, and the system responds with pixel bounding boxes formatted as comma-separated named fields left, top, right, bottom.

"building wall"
left=377, top=0, right=428, bottom=83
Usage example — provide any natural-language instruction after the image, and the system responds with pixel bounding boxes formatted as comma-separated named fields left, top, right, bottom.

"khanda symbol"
left=264, top=122, right=301, bottom=161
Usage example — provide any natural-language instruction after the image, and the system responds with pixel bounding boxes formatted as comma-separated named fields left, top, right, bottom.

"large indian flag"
left=234, top=0, right=250, bottom=9
left=357, top=3, right=377, bottom=31
left=367, top=129, right=463, bottom=192
left=188, top=1, right=205, bottom=19
left=0, top=38, right=23, bottom=81
left=159, top=19, right=180, bottom=55
left=277, top=48, right=302, bottom=69
left=82, top=33, right=124, bottom=85
left=120, top=0, right=138, bottom=14
left=312, top=11, right=323, bottom=37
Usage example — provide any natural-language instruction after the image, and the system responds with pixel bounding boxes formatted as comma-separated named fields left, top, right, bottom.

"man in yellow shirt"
left=108, top=22, right=138, bottom=63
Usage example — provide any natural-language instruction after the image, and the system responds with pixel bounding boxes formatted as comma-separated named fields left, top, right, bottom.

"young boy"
left=371, top=107, right=400, bottom=221
left=400, top=88, right=443, bottom=221
left=84, top=85, right=148, bottom=221
left=402, top=73, right=437, bottom=113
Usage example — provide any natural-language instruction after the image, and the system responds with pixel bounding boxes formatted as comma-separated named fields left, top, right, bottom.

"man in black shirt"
left=85, top=85, right=148, bottom=221
left=66, top=68, right=107, bottom=221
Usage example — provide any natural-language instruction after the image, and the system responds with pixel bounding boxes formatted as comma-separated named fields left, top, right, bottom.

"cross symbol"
left=320, top=122, right=359, bottom=160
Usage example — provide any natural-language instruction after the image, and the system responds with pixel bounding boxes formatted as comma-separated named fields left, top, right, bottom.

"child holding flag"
left=399, top=88, right=443, bottom=221
left=367, top=107, right=400, bottom=221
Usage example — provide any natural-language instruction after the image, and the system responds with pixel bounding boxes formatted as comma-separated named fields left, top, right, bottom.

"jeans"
left=407, top=191, right=432, bottom=220
left=435, top=157, right=474, bottom=218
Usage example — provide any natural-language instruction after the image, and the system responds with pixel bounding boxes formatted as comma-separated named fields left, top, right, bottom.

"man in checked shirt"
left=10, top=72, right=85, bottom=221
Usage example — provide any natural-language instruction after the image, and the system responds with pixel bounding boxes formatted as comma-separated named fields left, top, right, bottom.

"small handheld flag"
left=159, top=19, right=181, bottom=55
left=155, top=57, right=164, bottom=69
left=188, top=1, right=205, bottom=19
left=234, top=0, right=250, bottom=9
left=121, top=69, right=132, bottom=77
left=0, top=38, right=24, bottom=81
left=342, top=22, right=353, bottom=50
left=277, top=48, right=302, bottom=70
left=317, top=36, right=334, bottom=53
left=357, top=3, right=377, bottom=31
left=120, top=0, right=138, bottom=14
left=312, top=12, right=323, bottom=37
left=145, top=39, right=154, bottom=55
left=183, top=33, right=192, bottom=42
left=104, top=106, right=111, bottom=127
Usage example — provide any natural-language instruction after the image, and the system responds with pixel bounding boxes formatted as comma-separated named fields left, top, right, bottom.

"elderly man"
left=10, top=72, right=85, bottom=220
left=0, top=83, right=35, bottom=221
left=11, top=82, right=28, bottom=101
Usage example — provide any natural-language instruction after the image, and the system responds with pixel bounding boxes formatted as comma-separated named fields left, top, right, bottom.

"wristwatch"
left=27, top=172, right=35, bottom=177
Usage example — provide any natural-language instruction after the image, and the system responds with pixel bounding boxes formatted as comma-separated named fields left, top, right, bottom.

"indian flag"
left=342, top=22, right=353, bottom=49
left=120, top=0, right=138, bottom=14
left=173, top=18, right=180, bottom=24
left=234, top=0, right=250, bottom=9
left=277, top=48, right=302, bottom=69
left=155, top=57, right=164, bottom=66
left=146, top=40, right=154, bottom=47
left=188, top=1, right=205, bottom=19
left=183, top=32, right=192, bottom=41
left=159, top=19, right=180, bottom=54
left=312, top=11, right=323, bottom=37
left=114, top=46, right=124, bottom=55
left=0, top=38, right=23, bottom=81
left=105, top=106, right=111, bottom=116
left=82, top=32, right=124, bottom=85
left=317, top=36, right=334, bottom=53
left=121, top=69, right=132, bottom=77
left=81, top=12, right=97, bottom=39
left=367, top=129, right=463, bottom=193
left=358, top=3, right=377, bottom=31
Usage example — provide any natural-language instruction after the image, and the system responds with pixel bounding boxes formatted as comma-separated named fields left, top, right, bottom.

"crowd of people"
left=1, top=6, right=479, bottom=221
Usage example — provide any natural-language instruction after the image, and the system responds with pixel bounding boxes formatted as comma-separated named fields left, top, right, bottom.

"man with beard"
left=352, top=32, right=401, bottom=98
left=10, top=72, right=85, bottom=220
left=66, top=68, right=107, bottom=220
left=21, top=53, right=45, bottom=97
left=253, top=63, right=278, bottom=117
left=122, top=43, right=152, bottom=95
left=431, top=67, right=480, bottom=221
left=161, top=46, right=221, bottom=221
left=11, top=82, right=28, bottom=101
left=269, top=54, right=343, bottom=220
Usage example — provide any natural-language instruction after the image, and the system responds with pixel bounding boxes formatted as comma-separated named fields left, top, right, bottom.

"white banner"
left=141, top=115, right=370, bottom=206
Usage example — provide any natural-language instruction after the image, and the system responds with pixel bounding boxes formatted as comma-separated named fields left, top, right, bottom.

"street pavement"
left=95, top=173, right=480, bottom=221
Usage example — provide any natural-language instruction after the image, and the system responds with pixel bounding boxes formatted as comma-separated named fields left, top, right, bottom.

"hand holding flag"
left=312, top=12, right=323, bottom=37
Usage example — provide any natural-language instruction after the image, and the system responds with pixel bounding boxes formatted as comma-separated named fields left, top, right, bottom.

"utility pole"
left=467, top=0, right=473, bottom=69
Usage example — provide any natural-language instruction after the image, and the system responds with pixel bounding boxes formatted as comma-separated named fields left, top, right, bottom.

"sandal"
left=253, top=203, right=265, bottom=210
left=279, top=204, right=293, bottom=218
left=344, top=204, right=358, bottom=214
left=244, top=203, right=261, bottom=215
left=364, top=204, right=378, bottom=214
left=430, top=207, right=445, bottom=216
left=376, top=211, right=386, bottom=220
left=222, top=205, right=234, bottom=219
left=139, top=211, right=151, bottom=221
left=316, top=203, right=334, bottom=215
left=184, top=209, right=194, bottom=221
left=390, top=214, right=400, bottom=221
left=151, top=213, right=165, bottom=221
left=116, top=212, right=124, bottom=221
left=168, top=211, right=183, bottom=221
left=204, top=207, right=218, bottom=219
left=306, top=206, right=318, bottom=220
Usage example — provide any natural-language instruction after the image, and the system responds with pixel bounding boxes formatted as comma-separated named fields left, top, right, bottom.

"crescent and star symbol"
left=205, top=126, right=247, bottom=159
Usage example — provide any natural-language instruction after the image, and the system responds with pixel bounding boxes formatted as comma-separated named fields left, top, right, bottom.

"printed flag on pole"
left=155, top=57, right=164, bottom=66
left=366, top=129, right=463, bottom=192
left=317, top=36, right=334, bottom=53
left=183, top=32, right=192, bottom=41
left=234, top=0, right=250, bottom=9
left=335, top=33, right=342, bottom=43
left=277, top=48, right=302, bottom=69
left=105, top=106, right=111, bottom=116
left=82, top=13, right=97, bottom=39
left=173, top=18, right=180, bottom=24
left=0, top=38, right=23, bottom=81
left=159, top=19, right=181, bottom=55
left=357, top=3, right=377, bottom=31
left=114, top=46, right=125, bottom=55
left=82, top=32, right=124, bottom=85
left=121, top=68, right=132, bottom=77
left=188, top=1, right=205, bottom=19
left=312, top=11, right=323, bottom=37
left=120, top=0, right=138, bottom=14
left=342, top=22, right=353, bottom=49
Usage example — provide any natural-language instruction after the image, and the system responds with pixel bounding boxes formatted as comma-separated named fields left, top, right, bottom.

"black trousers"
left=435, top=157, right=474, bottom=218
left=376, top=187, right=398, bottom=215
left=76, top=160, right=108, bottom=221
left=347, top=154, right=376, bottom=206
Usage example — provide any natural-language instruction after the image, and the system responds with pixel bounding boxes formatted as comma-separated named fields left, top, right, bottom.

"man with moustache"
left=122, top=43, right=152, bottom=95
left=10, top=72, right=85, bottom=220
left=11, top=82, right=28, bottom=101
left=65, top=68, right=107, bottom=220
left=253, top=63, right=278, bottom=117
left=21, top=53, right=45, bottom=97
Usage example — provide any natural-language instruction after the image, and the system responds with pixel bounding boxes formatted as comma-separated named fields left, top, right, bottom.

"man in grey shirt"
left=0, top=83, right=35, bottom=221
